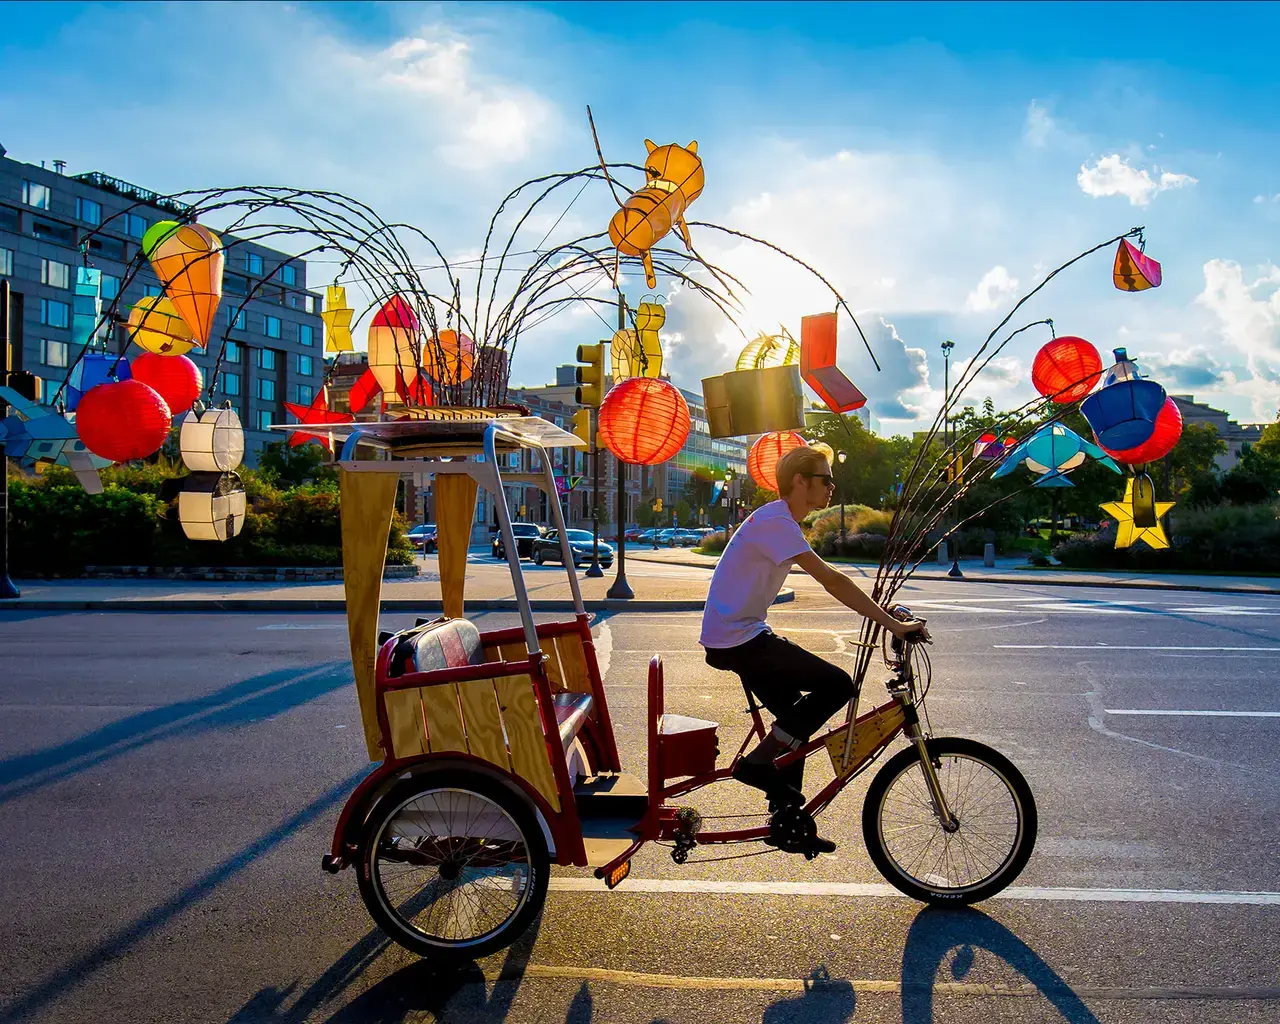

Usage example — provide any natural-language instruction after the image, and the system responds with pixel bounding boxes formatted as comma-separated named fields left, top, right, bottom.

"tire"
left=862, top=737, right=1036, bottom=904
left=356, top=771, right=550, bottom=961
left=533, top=549, right=544, bottom=565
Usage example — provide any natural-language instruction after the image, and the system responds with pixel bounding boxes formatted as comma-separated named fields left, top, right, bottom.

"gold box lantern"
left=702, top=364, right=804, bottom=438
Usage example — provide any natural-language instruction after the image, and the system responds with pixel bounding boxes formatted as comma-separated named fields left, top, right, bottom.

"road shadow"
left=0, top=661, right=353, bottom=805
left=900, top=906, right=1099, bottom=1023
left=760, top=967, right=856, bottom=1023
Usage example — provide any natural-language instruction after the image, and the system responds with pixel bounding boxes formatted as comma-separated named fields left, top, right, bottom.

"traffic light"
left=572, top=408, right=594, bottom=451
left=654, top=498, right=663, bottom=513
left=575, top=342, right=605, bottom=407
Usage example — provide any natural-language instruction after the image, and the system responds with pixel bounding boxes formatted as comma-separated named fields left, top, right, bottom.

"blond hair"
left=776, top=444, right=831, bottom=497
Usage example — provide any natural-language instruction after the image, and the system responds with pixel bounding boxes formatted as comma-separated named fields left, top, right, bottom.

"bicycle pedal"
left=767, top=804, right=818, bottom=854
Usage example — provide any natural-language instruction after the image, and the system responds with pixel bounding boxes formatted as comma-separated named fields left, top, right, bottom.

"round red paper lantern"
left=748, top=431, right=806, bottom=492
left=130, top=351, right=204, bottom=415
left=1102, top=396, right=1183, bottom=465
left=597, top=377, right=690, bottom=465
left=76, top=379, right=172, bottom=463
left=1032, top=336, right=1103, bottom=403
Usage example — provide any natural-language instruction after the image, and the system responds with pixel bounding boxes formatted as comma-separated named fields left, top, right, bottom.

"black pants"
left=705, top=631, right=854, bottom=743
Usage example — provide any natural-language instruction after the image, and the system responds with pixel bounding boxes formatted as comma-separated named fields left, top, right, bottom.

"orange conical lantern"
left=367, top=295, right=420, bottom=393
left=748, top=431, right=806, bottom=492
left=143, top=221, right=224, bottom=346
left=422, top=329, right=475, bottom=385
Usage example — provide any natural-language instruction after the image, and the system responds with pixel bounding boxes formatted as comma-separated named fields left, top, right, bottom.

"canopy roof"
left=270, top=411, right=587, bottom=458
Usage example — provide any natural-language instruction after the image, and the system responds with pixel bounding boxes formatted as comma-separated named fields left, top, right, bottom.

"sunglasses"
left=803, top=472, right=835, bottom=487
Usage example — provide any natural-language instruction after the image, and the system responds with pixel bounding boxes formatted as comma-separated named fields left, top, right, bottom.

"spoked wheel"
left=356, top=771, right=549, bottom=960
left=862, top=737, right=1037, bottom=904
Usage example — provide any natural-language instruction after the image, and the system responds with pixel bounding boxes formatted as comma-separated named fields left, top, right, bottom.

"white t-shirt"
left=699, top=500, right=811, bottom=649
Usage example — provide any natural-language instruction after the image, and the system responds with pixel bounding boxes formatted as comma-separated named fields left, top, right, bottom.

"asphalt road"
left=1, top=574, right=1278, bottom=1023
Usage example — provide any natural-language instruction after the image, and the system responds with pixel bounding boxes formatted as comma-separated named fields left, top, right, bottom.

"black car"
left=531, top=529, right=614, bottom=568
left=493, top=522, right=545, bottom=560
left=406, top=524, right=437, bottom=553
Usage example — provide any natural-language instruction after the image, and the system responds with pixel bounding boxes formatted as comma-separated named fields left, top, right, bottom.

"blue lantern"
left=1080, top=348, right=1165, bottom=451
left=66, top=351, right=131, bottom=411
left=992, top=423, right=1121, bottom=488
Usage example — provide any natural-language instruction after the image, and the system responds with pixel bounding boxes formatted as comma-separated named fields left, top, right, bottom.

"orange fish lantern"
left=1113, top=239, right=1162, bottom=292
left=127, top=296, right=196, bottom=356
left=423, top=329, right=475, bottom=386
left=142, top=221, right=224, bottom=345
left=367, top=295, right=420, bottom=393
left=609, top=140, right=704, bottom=289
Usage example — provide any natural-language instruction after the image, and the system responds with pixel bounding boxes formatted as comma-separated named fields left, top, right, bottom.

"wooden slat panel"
left=542, top=640, right=567, bottom=693
left=554, top=634, right=592, bottom=696
left=384, top=688, right=426, bottom=758
left=435, top=474, right=478, bottom=619
left=457, top=678, right=511, bottom=770
left=484, top=645, right=503, bottom=663
left=824, top=704, right=905, bottom=780
left=494, top=674, right=560, bottom=811
left=497, top=642, right=527, bottom=664
left=421, top=684, right=468, bottom=753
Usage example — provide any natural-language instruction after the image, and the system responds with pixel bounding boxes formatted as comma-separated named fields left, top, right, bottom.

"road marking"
left=547, top=878, right=1280, bottom=905
left=996, top=644, right=1280, bottom=652
left=256, top=624, right=345, bottom=630
left=1106, top=709, right=1280, bottom=718
left=594, top=621, right=612, bottom=679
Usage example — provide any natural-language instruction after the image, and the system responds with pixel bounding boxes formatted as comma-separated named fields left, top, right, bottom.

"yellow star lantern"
left=322, top=285, right=354, bottom=352
left=1100, top=477, right=1175, bottom=549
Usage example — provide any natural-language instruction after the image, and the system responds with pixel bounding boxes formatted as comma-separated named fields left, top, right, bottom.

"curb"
left=908, top=573, right=1280, bottom=596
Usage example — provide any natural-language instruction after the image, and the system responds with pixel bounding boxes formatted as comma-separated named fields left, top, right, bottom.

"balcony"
left=71, top=172, right=191, bottom=217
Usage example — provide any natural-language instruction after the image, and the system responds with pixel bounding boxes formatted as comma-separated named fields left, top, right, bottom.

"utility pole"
left=573, top=343, right=605, bottom=578
left=941, top=339, right=963, bottom=579
left=0, top=280, right=19, bottom=599
left=606, top=292, right=634, bottom=599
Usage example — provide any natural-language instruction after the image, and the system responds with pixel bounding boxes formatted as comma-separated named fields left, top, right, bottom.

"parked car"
left=674, top=528, right=702, bottom=546
left=624, top=525, right=645, bottom=542
left=493, top=522, right=544, bottom=560
left=636, top=528, right=659, bottom=545
left=532, top=529, right=614, bottom=568
left=406, top=524, right=437, bottom=553
left=656, top=528, right=679, bottom=546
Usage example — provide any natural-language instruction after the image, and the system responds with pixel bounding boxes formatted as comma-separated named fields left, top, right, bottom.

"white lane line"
left=594, top=621, right=612, bottom=680
left=995, top=644, right=1280, bottom=652
left=256, top=624, right=345, bottom=630
left=548, top=878, right=1280, bottom=905
left=1106, top=709, right=1280, bottom=718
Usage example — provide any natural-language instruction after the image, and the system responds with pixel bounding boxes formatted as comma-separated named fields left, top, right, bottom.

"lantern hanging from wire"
left=597, top=376, right=690, bottom=465
left=1100, top=475, right=1175, bottom=548
left=75, top=379, right=172, bottom=463
left=800, top=312, right=867, bottom=413
left=1080, top=348, right=1166, bottom=451
left=142, top=221, right=224, bottom=345
left=127, top=295, right=196, bottom=356
left=423, top=329, right=475, bottom=386
left=178, top=471, right=247, bottom=542
left=130, top=351, right=203, bottom=416
left=736, top=331, right=799, bottom=372
left=992, top=422, right=1120, bottom=487
left=322, top=285, right=354, bottom=352
left=1102, top=396, right=1183, bottom=465
left=748, top=430, right=807, bottom=492
left=367, top=294, right=420, bottom=393
left=66, top=351, right=131, bottom=411
left=973, top=433, right=1017, bottom=461
left=179, top=402, right=245, bottom=473
left=607, top=137, right=704, bottom=289
left=1031, top=336, right=1103, bottom=403
left=1113, top=238, right=1162, bottom=292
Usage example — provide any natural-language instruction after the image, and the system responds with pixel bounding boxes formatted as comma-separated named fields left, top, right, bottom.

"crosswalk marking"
left=1106, top=709, right=1280, bottom=718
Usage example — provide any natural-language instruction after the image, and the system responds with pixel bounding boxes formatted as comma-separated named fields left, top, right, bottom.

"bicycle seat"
left=386, top=617, right=485, bottom=677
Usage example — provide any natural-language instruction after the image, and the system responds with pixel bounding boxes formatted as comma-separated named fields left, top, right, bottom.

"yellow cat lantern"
left=609, top=139, right=704, bottom=289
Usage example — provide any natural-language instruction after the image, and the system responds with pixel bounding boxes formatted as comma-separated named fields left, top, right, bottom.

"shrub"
left=695, top=530, right=729, bottom=555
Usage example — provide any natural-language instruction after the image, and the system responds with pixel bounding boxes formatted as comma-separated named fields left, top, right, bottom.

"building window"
left=32, top=219, right=75, bottom=245
left=257, top=409, right=274, bottom=431
left=279, top=264, right=296, bottom=286
left=221, top=371, right=241, bottom=396
left=22, top=180, right=50, bottom=210
left=298, top=323, right=314, bottom=347
left=245, top=252, right=264, bottom=275
left=223, top=273, right=247, bottom=295
left=226, top=307, right=246, bottom=330
left=41, top=258, right=71, bottom=289
left=289, top=294, right=301, bottom=309
left=305, top=294, right=319, bottom=314
left=75, top=197, right=102, bottom=226
left=0, top=248, right=11, bottom=277
left=296, top=354, right=314, bottom=376
left=257, top=378, right=276, bottom=401
left=0, top=206, right=18, bottom=232
left=42, top=339, right=69, bottom=368
left=144, top=284, right=163, bottom=298
left=294, top=383, right=314, bottom=405
left=264, top=315, right=281, bottom=338
left=100, top=274, right=120, bottom=300
left=88, top=235, right=125, bottom=261
left=121, top=212, right=147, bottom=238
left=256, top=348, right=277, bottom=370
left=223, top=340, right=242, bottom=361
left=40, top=298, right=70, bottom=328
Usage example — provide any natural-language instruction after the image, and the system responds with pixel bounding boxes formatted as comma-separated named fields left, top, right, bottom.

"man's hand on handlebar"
left=888, top=618, right=930, bottom=643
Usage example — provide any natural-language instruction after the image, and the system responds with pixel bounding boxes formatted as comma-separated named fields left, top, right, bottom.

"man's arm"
left=793, top=551, right=924, bottom=638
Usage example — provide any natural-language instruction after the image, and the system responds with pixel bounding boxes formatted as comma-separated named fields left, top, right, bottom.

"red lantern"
left=748, top=431, right=806, bottom=492
left=1102, top=397, right=1183, bottom=465
left=598, top=377, right=690, bottom=465
left=1032, top=336, right=1103, bottom=403
left=76, top=379, right=172, bottom=462
left=130, top=351, right=203, bottom=415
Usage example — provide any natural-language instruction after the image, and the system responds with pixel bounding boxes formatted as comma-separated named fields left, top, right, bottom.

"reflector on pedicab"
left=1080, top=349, right=1167, bottom=450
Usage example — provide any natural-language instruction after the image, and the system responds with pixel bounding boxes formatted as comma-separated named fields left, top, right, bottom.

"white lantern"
left=180, top=402, right=245, bottom=472
left=179, top=471, right=247, bottom=541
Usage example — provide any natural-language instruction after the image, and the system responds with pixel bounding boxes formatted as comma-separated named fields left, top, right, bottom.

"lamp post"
left=0, top=280, right=18, bottom=600
left=606, top=292, right=633, bottom=600
left=725, top=469, right=735, bottom=538
left=836, top=449, right=847, bottom=545
left=940, top=339, right=963, bottom=578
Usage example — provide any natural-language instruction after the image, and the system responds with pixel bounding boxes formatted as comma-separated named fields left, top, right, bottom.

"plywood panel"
left=383, top=688, right=426, bottom=759
left=824, top=704, right=905, bottom=780
left=494, top=674, right=560, bottom=812
left=554, top=634, right=592, bottom=696
left=421, top=684, right=468, bottom=753
left=542, top=641, right=567, bottom=693
left=435, top=474, right=478, bottom=619
left=457, top=678, right=511, bottom=770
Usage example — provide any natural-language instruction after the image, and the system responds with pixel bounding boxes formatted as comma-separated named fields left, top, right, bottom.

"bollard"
left=936, top=541, right=949, bottom=564
left=983, top=542, right=995, bottom=567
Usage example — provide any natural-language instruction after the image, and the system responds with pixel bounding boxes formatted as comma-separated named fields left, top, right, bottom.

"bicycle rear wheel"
left=862, top=737, right=1036, bottom=904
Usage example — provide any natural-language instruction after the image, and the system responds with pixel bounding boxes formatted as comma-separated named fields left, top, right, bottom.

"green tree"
left=257, top=440, right=336, bottom=489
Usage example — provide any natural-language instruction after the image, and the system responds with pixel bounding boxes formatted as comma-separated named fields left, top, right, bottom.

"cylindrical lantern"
left=178, top=471, right=247, bottom=541
left=1080, top=348, right=1166, bottom=450
left=180, top=403, right=245, bottom=472
left=748, top=431, right=806, bottom=492
left=422, top=329, right=475, bottom=385
left=1102, top=396, right=1183, bottom=465
left=128, top=296, right=195, bottom=356
left=143, top=221, right=224, bottom=345
left=973, top=433, right=1016, bottom=461
left=130, top=351, right=203, bottom=416
left=367, top=295, right=420, bottom=393
left=598, top=377, right=690, bottom=465
left=1031, top=336, right=1103, bottom=403
left=66, top=351, right=131, bottom=411
left=75, top=379, right=172, bottom=462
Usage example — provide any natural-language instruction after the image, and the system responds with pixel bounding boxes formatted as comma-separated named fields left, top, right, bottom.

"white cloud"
left=964, top=266, right=1019, bottom=312
left=1024, top=100, right=1054, bottom=147
left=1255, top=193, right=1280, bottom=204
left=1194, top=259, right=1280, bottom=418
left=1077, top=154, right=1198, bottom=207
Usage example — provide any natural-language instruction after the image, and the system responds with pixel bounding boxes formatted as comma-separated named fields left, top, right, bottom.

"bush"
left=695, top=531, right=729, bottom=555
left=805, top=504, right=894, bottom=550
left=9, top=481, right=164, bottom=572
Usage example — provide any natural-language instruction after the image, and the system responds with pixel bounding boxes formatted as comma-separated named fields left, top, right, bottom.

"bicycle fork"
left=896, top=696, right=960, bottom=832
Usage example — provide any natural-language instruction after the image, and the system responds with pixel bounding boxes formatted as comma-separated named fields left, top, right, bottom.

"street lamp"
left=724, top=469, right=735, bottom=537
left=940, top=339, right=963, bottom=579
left=836, top=449, right=847, bottom=545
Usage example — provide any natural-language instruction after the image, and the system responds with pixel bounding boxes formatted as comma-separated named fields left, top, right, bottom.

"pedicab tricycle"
left=318, top=411, right=1037, bottom=961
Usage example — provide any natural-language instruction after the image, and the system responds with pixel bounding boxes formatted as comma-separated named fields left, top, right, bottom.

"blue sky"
left=3, top=1, right=1278, bottom=430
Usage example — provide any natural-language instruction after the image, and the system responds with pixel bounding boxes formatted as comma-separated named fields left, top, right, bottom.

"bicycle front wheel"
left=862, top=737, right=1036, bottom=904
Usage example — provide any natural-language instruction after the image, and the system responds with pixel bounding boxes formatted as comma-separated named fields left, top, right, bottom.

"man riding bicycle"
left=701, top=444, right=927, bottom=851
